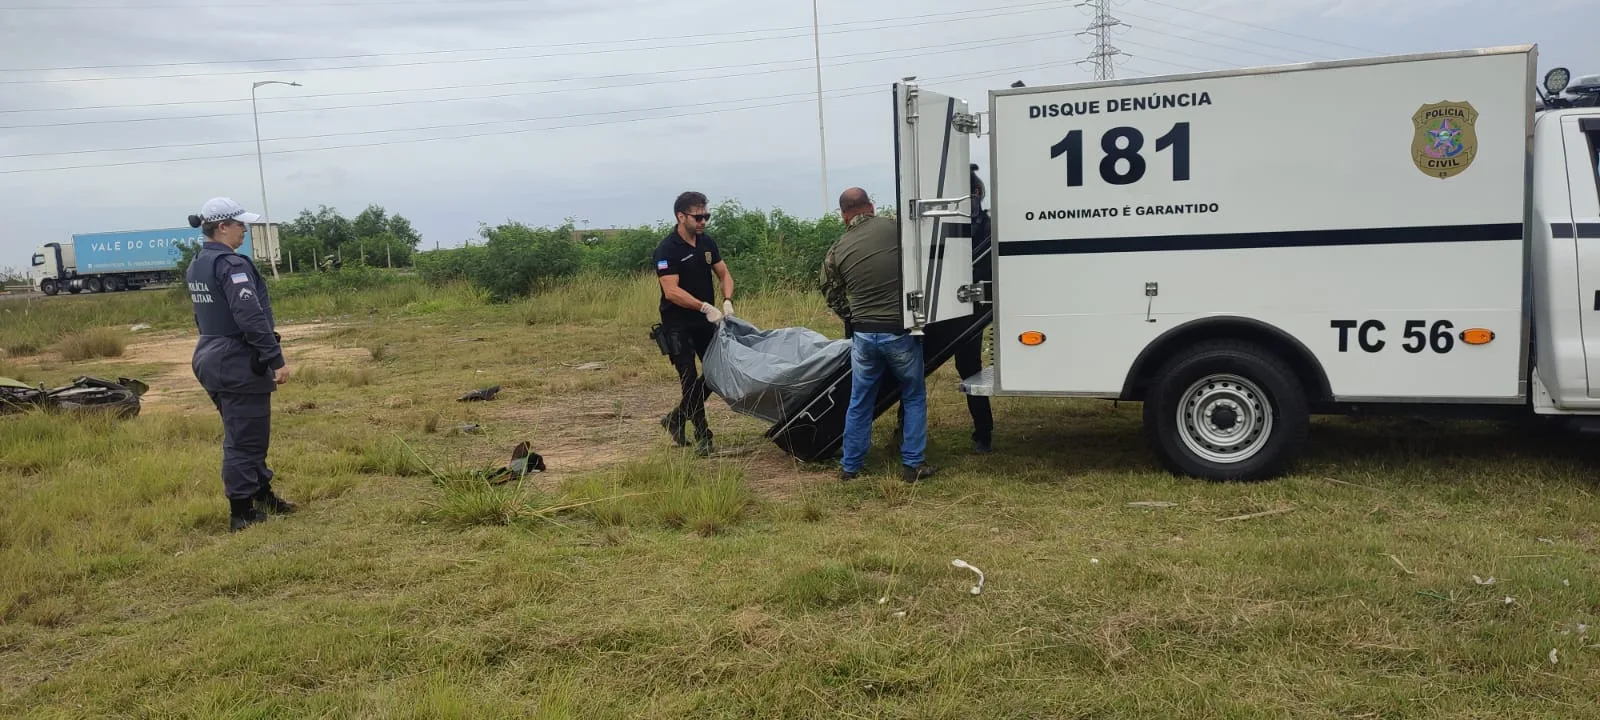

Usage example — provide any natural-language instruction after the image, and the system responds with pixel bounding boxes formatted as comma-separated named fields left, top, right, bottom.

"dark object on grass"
left=0, top=375, right=148, bottom=419
left=458, top=385, right=501, bottom=402
left=480, top=441, right=545, bottom=485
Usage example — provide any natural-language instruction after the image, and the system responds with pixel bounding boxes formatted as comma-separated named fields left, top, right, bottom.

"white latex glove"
left=722, top=299, right=735, bottom=318
left=700, top=302, right=724, bottom=323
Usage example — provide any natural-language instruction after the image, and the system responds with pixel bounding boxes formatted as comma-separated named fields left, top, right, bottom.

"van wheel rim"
left=1177, top=373, right=1272, bottom=464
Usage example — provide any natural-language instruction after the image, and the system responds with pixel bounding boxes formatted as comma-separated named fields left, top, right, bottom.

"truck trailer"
left=30, top=226, right=255, bottom=296
left=770, top=44, right=1600, bottom=482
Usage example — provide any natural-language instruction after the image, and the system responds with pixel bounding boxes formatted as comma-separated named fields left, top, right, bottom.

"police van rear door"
left=893, top=80, right=976, bottom=333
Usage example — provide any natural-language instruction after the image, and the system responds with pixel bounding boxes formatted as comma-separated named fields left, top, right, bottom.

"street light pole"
left=811, top=0, right=829, bottom=219
left=251, top=79, right=300, bottom=279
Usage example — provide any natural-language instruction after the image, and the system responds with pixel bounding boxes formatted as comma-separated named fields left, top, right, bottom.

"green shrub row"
left=414, top=200, right=862, bottom=301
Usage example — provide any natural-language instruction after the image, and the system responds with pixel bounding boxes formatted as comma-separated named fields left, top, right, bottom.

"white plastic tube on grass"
left=951, top=559, right=984, bottom=595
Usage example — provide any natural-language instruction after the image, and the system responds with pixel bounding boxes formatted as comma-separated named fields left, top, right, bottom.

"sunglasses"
left=683, top=213, right=710, bottom=222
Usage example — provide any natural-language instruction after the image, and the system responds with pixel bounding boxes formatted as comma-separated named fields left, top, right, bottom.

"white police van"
left=892, top=44, right=1600, bottom=481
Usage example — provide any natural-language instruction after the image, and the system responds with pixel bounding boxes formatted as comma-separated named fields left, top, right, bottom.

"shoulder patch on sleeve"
left=656, top=259, right=670, bottom=271
left=230, top=272, right=251, bottom=285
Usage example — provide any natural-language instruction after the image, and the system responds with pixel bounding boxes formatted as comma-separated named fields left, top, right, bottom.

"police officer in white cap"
left=185, top=197, right=296, bottom=532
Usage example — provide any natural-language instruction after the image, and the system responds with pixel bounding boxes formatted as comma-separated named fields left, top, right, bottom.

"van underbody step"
left=959, top=367, right=995, bottom=397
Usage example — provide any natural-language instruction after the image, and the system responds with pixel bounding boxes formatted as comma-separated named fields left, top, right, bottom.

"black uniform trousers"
left=660, top=321, right=717, bottom=434
left=207, top=390, right=274, bottom=500
left=952, top=333, right=993, bottom=444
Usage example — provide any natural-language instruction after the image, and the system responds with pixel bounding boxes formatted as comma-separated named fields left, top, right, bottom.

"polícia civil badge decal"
left=1411, top=100, right=1479, bottom=179
left=704, top=251, right=712, bottom=264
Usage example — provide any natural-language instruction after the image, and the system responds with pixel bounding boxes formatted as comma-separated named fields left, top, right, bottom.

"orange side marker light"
left=1460, top=328, right=1495, bottom=345
left=1019, top=331, right=1046, bottom=346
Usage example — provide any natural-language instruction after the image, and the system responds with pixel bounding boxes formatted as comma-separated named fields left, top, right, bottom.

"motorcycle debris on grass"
left=0, top=375, right=148, bottom=419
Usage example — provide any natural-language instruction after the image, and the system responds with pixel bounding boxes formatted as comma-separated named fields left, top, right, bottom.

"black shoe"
left=840, top=469, right=859, bottom=481
left=973, top=438, right=993, bottom=454
left=254, top=487, right=298, bottom=515
left=902, top=464, right=938, bottom=483
left=691, top=420, right=713, bottom=456
left=661, top=413, right=688, bottom=447
left=229, top=498, right=269, bottom=533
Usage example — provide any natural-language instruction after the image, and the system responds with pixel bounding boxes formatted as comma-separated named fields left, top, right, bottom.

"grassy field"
left=3, top=273, right=1600, bottom=718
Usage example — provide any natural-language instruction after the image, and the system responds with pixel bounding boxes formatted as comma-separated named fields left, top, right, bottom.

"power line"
left=7, top=31, right=1032, bottom=117
left=1116, top=18, right=1310, bottom=65
left=6, top=61, right=828, bottom=116
left=1135, top=0, right=1379, bottom=54
left=1115, top=8, right=1338, bottom=62
left=1, top=30, right=1069, bottom=130
left=3, top=30, right=1331, bottom=137
left=1, top=0, right=1064, bottom=73
left=3, top=88, right=863, bottom=159
left=4, top=62, right=822, bottom=118
left=1, top=30, right=1074, bottom=138
left=1, top=61, right=1083, bottom=175
left=3, top=35, right=1074, bottom=159
left=1113, top=37, right=1250, bottom=71
left=4, top=0, right=1366, bottom=116
left=1123, top=57, right=1212, bottom=75
left=5, top=0, right=589, bottom=9
left=3, top=12, right=1071, bottom=85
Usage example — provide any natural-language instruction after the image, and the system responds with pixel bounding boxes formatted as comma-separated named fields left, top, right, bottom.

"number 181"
left=1049, top=122, right=1191, bottom=187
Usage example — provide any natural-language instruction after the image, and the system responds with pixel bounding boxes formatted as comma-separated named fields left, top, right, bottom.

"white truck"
left=891, top=44, right=1600, bottom=481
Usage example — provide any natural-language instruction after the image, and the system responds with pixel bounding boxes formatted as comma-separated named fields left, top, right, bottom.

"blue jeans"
left=841, top=331, right=927, bottom=473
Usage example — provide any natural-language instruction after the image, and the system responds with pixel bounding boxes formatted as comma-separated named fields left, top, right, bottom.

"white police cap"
left=196, top=197, right=262, bottom=225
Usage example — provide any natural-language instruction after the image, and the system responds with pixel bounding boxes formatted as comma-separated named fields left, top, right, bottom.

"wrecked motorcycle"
left=0, top=375, right=149, bottom=419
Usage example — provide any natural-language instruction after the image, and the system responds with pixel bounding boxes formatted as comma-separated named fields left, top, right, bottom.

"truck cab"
left=892, top=47, right=1600, bottom=482
left=1530, top=87, right=1600, bottom=412
left=29, top=243, right=75, bottom=296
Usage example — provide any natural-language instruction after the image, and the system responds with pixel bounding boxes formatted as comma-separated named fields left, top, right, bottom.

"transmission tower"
left=1076, top=0, right=1130, bottom=80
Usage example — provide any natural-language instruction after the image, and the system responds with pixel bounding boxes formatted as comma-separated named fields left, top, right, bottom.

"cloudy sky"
left=2, top=0, right=1595, bottom=268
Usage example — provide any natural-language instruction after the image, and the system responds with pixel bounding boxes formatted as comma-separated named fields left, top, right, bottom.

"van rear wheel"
left=1143, top=340, right=1308, bottom=482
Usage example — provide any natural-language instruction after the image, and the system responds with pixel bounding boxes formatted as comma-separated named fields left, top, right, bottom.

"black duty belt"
left=850, top=320, right=905, bottom=334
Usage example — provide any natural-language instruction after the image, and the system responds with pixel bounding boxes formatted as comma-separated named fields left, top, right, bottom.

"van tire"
left=1142, top=339, right=1308, bottom=482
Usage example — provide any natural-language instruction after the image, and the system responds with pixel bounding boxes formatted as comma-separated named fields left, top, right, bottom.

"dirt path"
left=130, top=322, right=349, bottom=411
left=106, top=321, right=831, bottom=495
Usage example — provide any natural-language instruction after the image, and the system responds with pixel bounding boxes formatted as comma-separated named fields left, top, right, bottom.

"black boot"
left=229, top=497, right=268, bottom=533
left=254, top=483, right=298, bottom=515
left=660, top=412, right=688, bottom=447
left=693, top=422, right=714, bottom=457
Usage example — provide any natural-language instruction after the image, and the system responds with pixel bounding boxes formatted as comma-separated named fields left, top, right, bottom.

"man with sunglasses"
left=652, top=191, right=735, bottom=456
left=185, top=197, right=296, bottom=533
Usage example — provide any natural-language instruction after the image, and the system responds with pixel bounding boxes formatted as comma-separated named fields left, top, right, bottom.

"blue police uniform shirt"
left=187, top=241, right=283, bottom=394
left=971, top=200, right=992, bottom=284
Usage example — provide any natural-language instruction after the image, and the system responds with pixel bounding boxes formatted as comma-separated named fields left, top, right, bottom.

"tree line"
left=229, top=199, right=880, bottom=302
left=414, top=199, right=876, bottom=301
left=277, top=204, right=423, bottom=271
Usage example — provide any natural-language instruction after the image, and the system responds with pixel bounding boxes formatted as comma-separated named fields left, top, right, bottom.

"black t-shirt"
left=654, top=229, right=722, bottom=325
